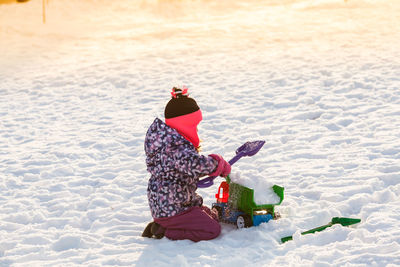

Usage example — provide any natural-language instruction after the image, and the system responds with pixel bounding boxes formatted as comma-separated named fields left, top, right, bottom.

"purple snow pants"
left=154, top=206, right=221, bottom=242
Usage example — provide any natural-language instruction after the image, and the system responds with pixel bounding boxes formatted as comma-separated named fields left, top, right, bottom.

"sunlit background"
left=1, top=0, right=399, bottom=79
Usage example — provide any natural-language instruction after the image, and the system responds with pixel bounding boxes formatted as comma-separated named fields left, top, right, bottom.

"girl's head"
left=165, top=87, right=202, bottom=148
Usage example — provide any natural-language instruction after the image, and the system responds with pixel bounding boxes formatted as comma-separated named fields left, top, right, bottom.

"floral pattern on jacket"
left=145, top=118, right=217, bottom=218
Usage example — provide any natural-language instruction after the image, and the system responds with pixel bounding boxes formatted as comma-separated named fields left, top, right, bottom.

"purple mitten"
left=209, top=154, right=231, bottom=177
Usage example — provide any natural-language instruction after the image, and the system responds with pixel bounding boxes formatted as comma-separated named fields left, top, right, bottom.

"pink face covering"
left=165, top=109, right=202, bottom=148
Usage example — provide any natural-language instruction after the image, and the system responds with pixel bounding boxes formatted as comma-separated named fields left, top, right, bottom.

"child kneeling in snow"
left=142, top=87, right=230, bottom=242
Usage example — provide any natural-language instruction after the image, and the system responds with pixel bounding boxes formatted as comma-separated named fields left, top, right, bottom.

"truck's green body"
left=212, top=176, right=284, bottom=228
left=228, top=181, right=284, bottom=218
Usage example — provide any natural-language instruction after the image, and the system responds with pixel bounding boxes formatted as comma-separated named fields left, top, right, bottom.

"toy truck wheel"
left=236, top=214, right=252, bottom=229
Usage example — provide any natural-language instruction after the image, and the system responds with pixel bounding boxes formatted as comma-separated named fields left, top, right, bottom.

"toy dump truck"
left=212, top=176, right=284, bottom=229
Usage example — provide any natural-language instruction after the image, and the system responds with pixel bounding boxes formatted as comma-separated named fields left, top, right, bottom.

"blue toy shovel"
left=197, top=140, right=265, bottom=188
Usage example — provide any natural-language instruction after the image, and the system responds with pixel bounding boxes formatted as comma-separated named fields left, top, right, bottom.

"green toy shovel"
left=281, top=217, right=361, bottom=243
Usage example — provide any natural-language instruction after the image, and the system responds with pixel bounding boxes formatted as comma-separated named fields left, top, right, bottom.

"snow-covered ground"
left=1, top=0, right=400, bottom=266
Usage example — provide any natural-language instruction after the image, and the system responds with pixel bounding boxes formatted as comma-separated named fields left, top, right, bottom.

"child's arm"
left=168, top=146, right=218, bottom=182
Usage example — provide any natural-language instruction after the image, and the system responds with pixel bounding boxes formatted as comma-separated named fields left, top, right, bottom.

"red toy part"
left=215, top=181, right=229, bottom=203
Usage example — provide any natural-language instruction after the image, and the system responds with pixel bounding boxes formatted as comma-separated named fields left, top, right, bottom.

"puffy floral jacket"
left=145, top=118, right=217, bottom=218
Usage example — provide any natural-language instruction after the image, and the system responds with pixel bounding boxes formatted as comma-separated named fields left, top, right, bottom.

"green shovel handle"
left=281, top=217, right=361, bottom=243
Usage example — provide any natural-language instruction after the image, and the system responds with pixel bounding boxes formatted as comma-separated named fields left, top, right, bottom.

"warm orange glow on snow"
left=1, top=0, right=399, bottom=74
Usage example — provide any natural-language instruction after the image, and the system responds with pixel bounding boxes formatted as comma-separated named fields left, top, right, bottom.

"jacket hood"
left=144, top=118, right=191, bottom=160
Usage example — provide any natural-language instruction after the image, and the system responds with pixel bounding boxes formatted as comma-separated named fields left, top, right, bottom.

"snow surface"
left=1, top=0, right=400, bottom=266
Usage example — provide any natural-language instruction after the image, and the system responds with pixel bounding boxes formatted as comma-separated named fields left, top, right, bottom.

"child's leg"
left=154, top=206, right=221, bottom=242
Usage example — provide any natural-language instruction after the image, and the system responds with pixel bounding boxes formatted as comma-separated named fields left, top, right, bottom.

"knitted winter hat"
left=165, top=87, right=202, bottom=148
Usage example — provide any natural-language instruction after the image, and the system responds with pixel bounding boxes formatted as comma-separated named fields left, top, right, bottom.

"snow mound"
left=229, top=172, right=281, bottom=205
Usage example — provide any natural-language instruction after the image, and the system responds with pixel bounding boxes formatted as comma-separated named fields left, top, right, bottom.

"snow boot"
left=151, top=222, right=165, bottom=239
left=141, top=222, right=154, bottom=238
